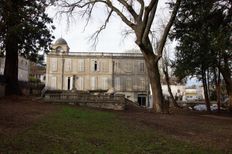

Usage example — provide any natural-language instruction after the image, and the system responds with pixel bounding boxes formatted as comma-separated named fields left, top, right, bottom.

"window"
left=66, top=76, right=73, bottom=90
left=125, top=62, right=132, bottom=73
left=56, top=46, right=63, bottom=53
left=94, top=61, right=98, bottom=71
left=78, top=59, right=85, bottom=72
left=139, top=62, right=145, bottom=72
left=114, top=61, right=120, bottom=73
left=65, top=59, right=72, bottom=72
left=140, top=78, right=145, bottom=90
left=91, top=77, right=96, bottom=90
left=77, top=77, right=84, bottom=90
left=102, top=77, right=108, bottom=90
left=102, top=61, right=109, bottom=72
left=50, top=58, right=57, bottom=72
left=67, top=77, right=71, bottom=90
left=91, top=60, right=100, bottom=72
left=126, top=78, right=132, bottom=91
left=51, top=76, right=57, bottom=89
left=138, top=94, right=146, bottom=106
left=114, top=77, right=120, bottom=91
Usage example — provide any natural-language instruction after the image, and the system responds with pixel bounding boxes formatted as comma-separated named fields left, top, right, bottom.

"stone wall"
left=44, top=92, right=126, bottom=110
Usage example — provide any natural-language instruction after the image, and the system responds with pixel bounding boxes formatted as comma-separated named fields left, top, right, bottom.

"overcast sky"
left=46, top=1, right=171, bottom=52
left=46, top=1, right=199, bottom=86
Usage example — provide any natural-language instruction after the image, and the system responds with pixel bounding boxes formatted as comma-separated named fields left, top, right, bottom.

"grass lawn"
left=0, top=106, right=225, bottom=153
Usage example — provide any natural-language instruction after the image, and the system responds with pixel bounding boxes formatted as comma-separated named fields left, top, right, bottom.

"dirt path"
left=120, top=106, right=232, bottom=151
left=0, top=96, right=58, bottom=136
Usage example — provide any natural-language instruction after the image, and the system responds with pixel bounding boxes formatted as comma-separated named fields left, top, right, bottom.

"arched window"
left=56, top=46, right=63, bottom=53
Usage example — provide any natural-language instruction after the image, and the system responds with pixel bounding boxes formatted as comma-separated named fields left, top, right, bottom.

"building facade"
left=30, top=62, right=46, bottom=83
left=46, top=38, right=150, bottom=106
left=0, top=56, right=29, bottom=82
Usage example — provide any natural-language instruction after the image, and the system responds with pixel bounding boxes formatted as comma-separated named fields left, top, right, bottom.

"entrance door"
left=138, top=94, right=146, bottom=106
left=67, top=76, right=73, bottom=90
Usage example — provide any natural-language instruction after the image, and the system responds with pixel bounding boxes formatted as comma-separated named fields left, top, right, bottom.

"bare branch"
left=136, top=0, right=145, bottom=21
left=105, top=0, right=136, bottom=28
left=142, top=0, right=159, bottom=43
left=118, top=0, right=138, bottom=21
left=157, top=0, right=181, bottom=58
left=59, top=0, right=136, bottom=29
left=88, top=9, right=113, bottom=49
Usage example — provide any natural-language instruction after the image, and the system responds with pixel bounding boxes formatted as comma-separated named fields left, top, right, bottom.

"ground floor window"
left=138, top=94, right=146, bottom=106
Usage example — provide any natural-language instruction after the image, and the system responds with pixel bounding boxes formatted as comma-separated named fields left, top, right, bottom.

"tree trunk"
left=215, top=68, right=221, bottom=112
left=144, top=54, right=165, bottom=113
left=4, top=29, right=20, bottom=95
left=220, top=67, right=232, bottom=111
left=3, top=0, right=20, bottom=95
left=163, top=64, right=180, bottom=108
left=202, top=70, right=211, bottom=112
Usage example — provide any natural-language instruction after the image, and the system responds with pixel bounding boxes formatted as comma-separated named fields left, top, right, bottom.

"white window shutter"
left=51, top=76, right=57, bottom=89
left=91, top=76, right=96, bottom=90
left=78, top=77, right=84, bottom=90
left=102, top=77, right=108, bottom=89
left=97, top=61, right=100, bottom=71
left=91, top=60, right=94, bottom=72
left=78, top=59, right=84, bottom=72
left=81, top=59, right=84, bottom=71
left=50, top=58, right=57, bottom=72
left=115, top=77, right=120, bottom=91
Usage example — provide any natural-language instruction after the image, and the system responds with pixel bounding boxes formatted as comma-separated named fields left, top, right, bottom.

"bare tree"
left=57, top=0, right=181, bottom=113
left=162, top=48, right=180, bottom=108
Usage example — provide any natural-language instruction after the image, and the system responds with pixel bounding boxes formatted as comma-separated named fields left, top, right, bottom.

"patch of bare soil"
left=120, top=105, right=232, bottom=151
left=0, top=97, right=232, bottom=151
left=0, top=96, right=58, bottom=137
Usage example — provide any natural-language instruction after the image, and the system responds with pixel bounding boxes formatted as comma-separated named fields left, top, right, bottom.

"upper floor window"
left=65, top=59, right=72, bottom=72
left=50, top=58, right=57, bottom=72
left=102, top=61, right=109, bottom=72
left=94, top=61, right=98, bottom=71
left=114, top=61, right=121, bottom=73
left=78, top=59, right=85, bottom=72
left=139, top=62, right=145, bottom=72
left=91, top=59, right=100, bottom=72
left=125, top=62, right=132, bottom=73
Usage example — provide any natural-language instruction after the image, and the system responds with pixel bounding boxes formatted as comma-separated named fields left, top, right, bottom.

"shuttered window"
left=91, top=76, right=96, bottom=90
left=50, top=58, right=57, bottom=72
left=114, top=77, right=120, bottom=91
left=65, top=59, right=72, bottom=72
left=51, top=76, right=57, bottom=89
left=78, top=59, right=85, bottom=72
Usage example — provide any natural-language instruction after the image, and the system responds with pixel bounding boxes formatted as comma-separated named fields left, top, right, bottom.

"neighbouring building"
left=182, top=86, right=204, bottom=101
left=45, top=38, right=150, bottom=106
left=30, top=62, right=46, bottom=83
left=162, top=85, right=185, bottom=100
left=0, top=56, right=29, bottom=81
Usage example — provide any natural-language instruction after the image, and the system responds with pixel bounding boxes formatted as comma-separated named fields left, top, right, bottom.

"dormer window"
left=56, top=46, right=63, bottom=53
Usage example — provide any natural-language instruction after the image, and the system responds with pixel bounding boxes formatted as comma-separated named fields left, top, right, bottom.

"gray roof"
left=55, top=38, right=67, bottom=45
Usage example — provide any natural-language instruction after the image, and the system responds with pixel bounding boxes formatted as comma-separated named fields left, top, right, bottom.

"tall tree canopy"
left=171, top=0, right=232, bottom=111
left=56, top=0, right=181, bottom=113
left=0, top=0, right=55, bottom=94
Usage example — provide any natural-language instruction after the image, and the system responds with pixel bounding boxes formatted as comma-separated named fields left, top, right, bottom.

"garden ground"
left=0, top=96, right=232, bottom=153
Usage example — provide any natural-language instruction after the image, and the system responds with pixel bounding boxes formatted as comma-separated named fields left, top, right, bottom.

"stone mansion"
left=46, top=38, right=150, bottom=107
